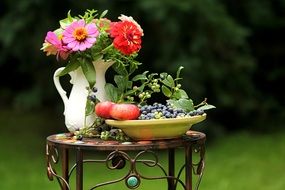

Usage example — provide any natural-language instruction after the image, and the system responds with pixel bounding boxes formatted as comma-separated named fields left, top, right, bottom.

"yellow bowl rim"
left=105, top=114, right=206, bottom=127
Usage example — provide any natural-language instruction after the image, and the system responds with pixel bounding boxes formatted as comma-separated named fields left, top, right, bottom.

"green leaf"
left=127, top=81, right=133, bottom=89
left=59, top=11, right=75, bottom=29
left=57, top=61, right=80, bottom=77
left=114, top=75, right=128, bottom=91
left=138, top=84, right=145, bottom=92
left=161, top=75, right=175, bottom=88
left=124, top=89, right=136, bottom=96
left=105, top=83, right=119, bottom=102
left=174, top=77, right=183, bottom=81
left=91, top=53, right=102, bottom=62
left=167, top=75, right=175, bottom=86
left=172, top=89, right=189, bottom=99
left=197, top=104, right=216, bottom=111
left=82, top=9, right=98, bottom=23
left=67, top=10, right=73, bottom=21
left=80, top=58, right=96, bottom=88
left=160, top=72, right=167, bottom=79
left=143, top=71, right=149, bottom=75
left=100, top=10, right=108, bottom=18
left=162, top=85, right=172, bottom=98
left=179, top=89, right=189, bottom=98
left=148, top=73, right=158, bottom=79
left=176, top=66, right=184, bottom=79
left=85, top=99, right=95, bottom=116
left=167, top=98, right=194, bottom=112
left=129, top=61, right=139, bottom=75
left=132, top=74, right=148, bottom=81
left=112, top=62, right=128, bottom=76
left=53, top=28, right=64, bottom=36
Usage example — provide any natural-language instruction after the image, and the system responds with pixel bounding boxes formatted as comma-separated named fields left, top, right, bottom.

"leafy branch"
left=105, top=66, right=208, bottom=112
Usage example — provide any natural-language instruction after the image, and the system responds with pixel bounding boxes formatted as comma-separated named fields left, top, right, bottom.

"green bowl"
left=105, top=114, right=206, bottom=140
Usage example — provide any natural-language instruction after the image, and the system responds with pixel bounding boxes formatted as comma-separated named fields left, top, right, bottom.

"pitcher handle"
left=53, top=67, right=68, bottom=112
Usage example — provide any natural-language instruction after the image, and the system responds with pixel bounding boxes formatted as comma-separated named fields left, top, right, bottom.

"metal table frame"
left=46, top=131, right=206, bottom=190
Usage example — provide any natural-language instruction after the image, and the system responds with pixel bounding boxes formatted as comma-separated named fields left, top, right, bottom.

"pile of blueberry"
left=138, top=102, right=204, bottom=120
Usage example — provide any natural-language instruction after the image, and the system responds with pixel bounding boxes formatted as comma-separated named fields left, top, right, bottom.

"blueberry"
left=158, top=104, right=164, bottom=108
left=168, top=108, right=174, bottom=113
left=92, top=86, right=98, bottom=92
left=88, top=94, right=97, bottom=102
left=165, top=113, right=171, bottom=118
left=76, top=135, right=83, bottom=140
left=148, top=113, right=155, bottom=119
left=197, top=110, right=205, bottom=115
left=192, top=110, right=198, bottom=115
left=146, top=106, right=151, bottom=112
left=110, top=129, right=118, bottom=136
left=101, top=124, right=111, bottom=131
left=95, top=126, right=103, bottom=133
left=175, top=108, right=183, bottom=113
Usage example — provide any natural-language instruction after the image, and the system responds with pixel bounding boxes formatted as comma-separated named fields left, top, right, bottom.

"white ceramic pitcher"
left=53, top=59, right=114, bottom=131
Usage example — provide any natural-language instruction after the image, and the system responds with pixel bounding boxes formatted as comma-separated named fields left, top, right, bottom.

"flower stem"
left=101, top=43, right=114, bottom=53
left=194, top=98, right=208, bottom=108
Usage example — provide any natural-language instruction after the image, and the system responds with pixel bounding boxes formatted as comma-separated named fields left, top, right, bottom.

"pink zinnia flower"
left=42, top=31, right=69, bottom=60
left=62, top=19, right=99, bottom=52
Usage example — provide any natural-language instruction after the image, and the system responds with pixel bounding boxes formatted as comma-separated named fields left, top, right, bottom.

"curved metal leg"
left=168, top=148, right=175, bottom=190
left=185, top=145, right=193, bottom=190
left=46, top=144, right=70, bottom=190
left=192, top=142, right=206, bottom=190
left=62, top=148, right=69, bottom=190
left=76, top=148, right=83, bottom=190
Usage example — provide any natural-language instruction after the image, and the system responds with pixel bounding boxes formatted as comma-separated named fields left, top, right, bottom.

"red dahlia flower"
left=110, top=20, right=143, bottom=55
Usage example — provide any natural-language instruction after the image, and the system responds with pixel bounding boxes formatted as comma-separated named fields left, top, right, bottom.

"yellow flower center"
left=73, top=27, right=87, bottom=41
left=58, top=34, right=63, bottom=40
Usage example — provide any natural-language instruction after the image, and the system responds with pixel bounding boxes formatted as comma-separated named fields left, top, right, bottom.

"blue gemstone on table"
left=127, top=176, right=138, bottom=187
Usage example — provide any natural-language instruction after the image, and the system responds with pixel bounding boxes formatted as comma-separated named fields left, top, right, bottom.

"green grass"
left=201, top=132, right=285, bottom=190
left=0, top=109, right=285, bottom=190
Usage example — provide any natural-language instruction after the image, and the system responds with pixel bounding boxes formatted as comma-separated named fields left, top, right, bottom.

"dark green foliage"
left=1, top=0, right=285, bottom=131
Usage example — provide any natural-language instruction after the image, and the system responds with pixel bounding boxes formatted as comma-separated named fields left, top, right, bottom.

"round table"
left=46, top=131, right=206, bottom=190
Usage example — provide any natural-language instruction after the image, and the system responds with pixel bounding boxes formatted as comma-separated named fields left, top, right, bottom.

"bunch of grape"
left=138, top=102, right=204, bottom=120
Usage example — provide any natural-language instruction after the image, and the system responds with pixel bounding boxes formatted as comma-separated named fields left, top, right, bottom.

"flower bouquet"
left=41, top=9, right=215, bottom=141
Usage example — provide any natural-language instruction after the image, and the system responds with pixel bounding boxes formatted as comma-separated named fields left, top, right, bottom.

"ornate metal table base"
left=46, top=131, right=206, bottom=190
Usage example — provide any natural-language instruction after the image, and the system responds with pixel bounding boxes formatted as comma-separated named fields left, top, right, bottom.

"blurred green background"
left=0, top=0, right=285, bottom=189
